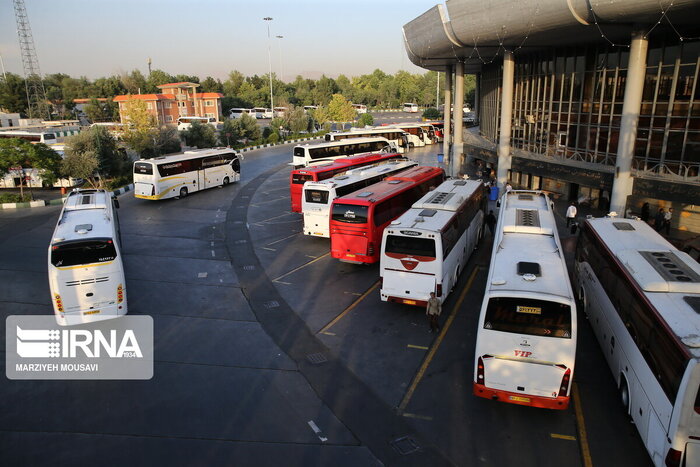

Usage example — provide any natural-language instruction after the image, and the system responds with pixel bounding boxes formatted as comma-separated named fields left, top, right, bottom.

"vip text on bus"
left=380, top=179, right=486, bottom=307
left=473, top=190, right=577, bottom=410
left=133, top=148, right=241, bottom=200
left=48, top=189, right=126, bottom=326
left=574, top=216, right=700, bottom=467
left=329, top=166, right=445, bottom=264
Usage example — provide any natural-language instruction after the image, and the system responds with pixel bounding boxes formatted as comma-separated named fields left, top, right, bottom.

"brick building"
left=113, top=82, right=223, bottom=125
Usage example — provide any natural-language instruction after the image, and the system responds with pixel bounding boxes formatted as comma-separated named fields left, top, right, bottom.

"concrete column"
left=610, top=31, right=648, bottom=216
left=443, top=65, right=453, bottom=160
left=474, top=73, right=480, bottom=122
left=497, top=51, right=515, bottom=190
left=452, top=60, right=465, bottom=178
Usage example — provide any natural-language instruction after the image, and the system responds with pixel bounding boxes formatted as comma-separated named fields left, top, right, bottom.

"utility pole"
left=263, top=17, right=274, bottom=117
left=13, top=0, right=50, bottom=120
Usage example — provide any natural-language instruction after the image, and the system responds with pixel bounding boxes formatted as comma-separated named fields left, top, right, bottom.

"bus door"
left=202, top=156, right=221, bottom=189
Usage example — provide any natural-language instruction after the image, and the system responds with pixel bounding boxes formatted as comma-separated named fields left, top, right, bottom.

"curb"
left=239, top=136, right=321, bottom=153
left=1, top=184, right=135, bottom=210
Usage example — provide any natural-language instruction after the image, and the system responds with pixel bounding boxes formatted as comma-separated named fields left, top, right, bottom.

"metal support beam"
left=442, top=65, right=453, bottom=162
left=451, top=61, right=465, bottom=178
left=610, top=31, right=648, bottom=216
left=474, top=73, right=480, bottom=122
left=497, top=51, right=515, bottom=189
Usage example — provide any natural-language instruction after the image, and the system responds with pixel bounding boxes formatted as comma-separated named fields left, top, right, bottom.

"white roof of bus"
left=136, top=148, right=238, bottom=165
left=487, top=190, right=573, bottom=302
left=52, top=190, right=114, bottom=244
left=385, top=179, right=482, bottom=233
left=297, top=137, right=390, bottom=149
left=586, top=217, right=700, bottom=353
left=346, top=128, right=407, bottom=134
left=303, top=160, right=416, bottom=190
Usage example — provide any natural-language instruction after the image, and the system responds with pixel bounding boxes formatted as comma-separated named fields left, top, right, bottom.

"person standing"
left=505, top=182, right=513, bottom=193
left=426, top=292, right=442, bottom=333
left=485, top=210, right=497, bottom=236
left=641, top=202, right=650, bottom=223
left=566, top=202, right=577, bottom=228
left=664, top=207, right=673, bottom=235
left=655, top=208, right=665, bottom=232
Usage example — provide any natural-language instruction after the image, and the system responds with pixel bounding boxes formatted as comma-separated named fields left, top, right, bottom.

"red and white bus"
left=473, top=190, right=577, bottom=410
left=380, top=179, right=486, bottom=307
left=574, top=217, right=700, bottom=466
left=289, top=152, right=404, bottom=213
left=329, top=166, right=445, bottom=264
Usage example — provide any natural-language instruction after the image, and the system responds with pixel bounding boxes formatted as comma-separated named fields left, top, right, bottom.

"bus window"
left=483, top=297, right=572, bottom=338
left=305, top=189, right=329, bottom=204
left=134, top=162, right=153, bottom=175
left=385, top=235, right=436, bottom=258
left=51, top=240, right=118, bottom=268
left=332, top=204, right=368, bottom=224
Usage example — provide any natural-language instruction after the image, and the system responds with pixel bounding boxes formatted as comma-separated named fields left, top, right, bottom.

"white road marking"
left=307, top=420, right=328, bottom=442
left=211, top=250, right=216, bottom=257
left=198, top=272, right=208, bottom=278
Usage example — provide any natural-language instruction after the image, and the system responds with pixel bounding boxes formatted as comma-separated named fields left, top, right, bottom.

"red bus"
left=329, top=166, right=445, bottom=264
left=289, top=152, right=404, bottom=212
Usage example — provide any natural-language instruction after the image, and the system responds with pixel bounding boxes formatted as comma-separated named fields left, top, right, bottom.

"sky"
left=0, top=0, right=438, bottom=82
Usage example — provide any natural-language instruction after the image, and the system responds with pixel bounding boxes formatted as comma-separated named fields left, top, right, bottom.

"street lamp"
left=263, top=17, right=274, bottom=118
left=275, top=35, right=284, bottom=83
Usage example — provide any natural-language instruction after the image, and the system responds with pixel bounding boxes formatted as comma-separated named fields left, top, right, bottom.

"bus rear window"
left=292, top=174, right=313, bottom=184
left=483, top=297, right=572, bottom=338
left=385, top=235, right=436, bottom=258
left=51, top=240, right=117, bottom=267
left=134, top=162, right=153, bottom=175
left=305, top=189, right=329, bottom=204
left=332, top=204, right=368, bottom=224
left=293, top=147, right=306, bottom=159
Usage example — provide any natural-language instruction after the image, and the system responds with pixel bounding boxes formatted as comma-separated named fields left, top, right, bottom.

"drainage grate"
left=263, top=300, right=279, bottom=309
left=390, top=436, right=420, bottom=455
left=243, top=265, right=256, bottom=271
left=306, top=353, right=328, bottom=365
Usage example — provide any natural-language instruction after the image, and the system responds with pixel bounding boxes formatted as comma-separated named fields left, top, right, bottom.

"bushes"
left=422, top=107, right=441, bottom=120
left=0, top=193, right=29, bottom=203
left=356, top=113, right=374, bottom=127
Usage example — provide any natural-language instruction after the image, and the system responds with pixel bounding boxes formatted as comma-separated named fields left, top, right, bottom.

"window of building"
left=205, top=100, right=214, bottom=106
left=165, top=115, right=173, bottom=122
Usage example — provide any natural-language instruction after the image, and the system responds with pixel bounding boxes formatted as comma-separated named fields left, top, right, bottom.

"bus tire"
left=179, top=187, right=188, bottom=198
left=223, top=177, right=230, bottom=186
left=620, top=377, right=630, bottom=414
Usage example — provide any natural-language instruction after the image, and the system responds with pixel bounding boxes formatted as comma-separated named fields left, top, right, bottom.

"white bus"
left=48, top=189, right=126, bottom=326
left=302, top=158, right=416, bottom=238
left=402, top=103, right=419, bottom=113
left=228, top=108, right=256, bottom=119
left=380, top=179, right=486, bottom=306
left=252, top=107, right=273, bottom=119
left=352, top=104, right=368, bottom=114
left=0, top=129, right=59, bottom=145
left=325, top=128, right=409, bottom=153
left=133, top=148, right=241, bottom=200
left=292, top=137, right=397, bottom=169
left=473, top=190, right=577, bottom=410
left=574, top=216, right=700, bottom=467
left=385, top=123, right=430, bottom=147
left=177, top=116, right=218, bottom=131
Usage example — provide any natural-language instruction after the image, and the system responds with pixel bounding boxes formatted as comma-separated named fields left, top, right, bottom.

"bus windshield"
left=332, top=204, right=368, bottom=224
left=134, top=162, right=153, bottom=175
left=292, top=174, right=314, bottom=184
left=483, top=297, right=572, bottom=338
left=385, top=235, right=436, bottom=258
left=51, top=239, right=117, bottom=267
left=305, top=189, right=329, bottom=204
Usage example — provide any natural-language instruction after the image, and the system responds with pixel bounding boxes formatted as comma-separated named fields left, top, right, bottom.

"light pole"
left=263, top=17, right=274, bottom=118
left=275, top=35, right=284, bottom=83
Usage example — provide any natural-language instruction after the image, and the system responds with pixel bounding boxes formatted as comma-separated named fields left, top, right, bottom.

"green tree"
left=200, top=76, right=223, bottom=93
left=422, top=108, right=441, bottom=120
left=120, top=70, right=148, bottom=95
left=63, top=126, right=123, bottom=186
left=119, top=98, right=160, bottom=157
left=0, top=138, right=63, bottom=194
left=0, top=73, right=28, bottom=115
left=326, top=94, right=356, bottom=124
left=146, top=69, right=176, bottom=92
left=355, top=113, right=374, bottom=128
left=180, top=121, right=217, bottom=149
left=285, top=106, right=309, bottom=134
left=233, top=113, right=261, bottom=143
left=83, top=98, right=112, bottom=123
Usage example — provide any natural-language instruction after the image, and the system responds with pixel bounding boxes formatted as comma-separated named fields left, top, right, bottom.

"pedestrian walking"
left=641, top=202, right=650, bottom=223
left=505, top=182, right=513, bottom=193
left=664, top=207, right=673, bottom=235
left=566, top=202, right=577, bottom=228
left=655, top=208, right=665, bottom=232
left=485, top=210, right=496, bottom=236
left=426, top=292, right=441, bottom=333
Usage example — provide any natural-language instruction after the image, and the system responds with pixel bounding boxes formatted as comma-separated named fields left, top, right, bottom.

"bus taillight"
left=117, top=284, right=124, bottom=304
left=436, top=284, right=442, bottom=297
left=476, top=357, right=485, bottom=384
left=54, top=294, right=63, bottom=313
left=368, top=242, right=374, bottom=256
left=558, top=368, right=571, bottom=397
left=665, top=447, right=682, bottom=467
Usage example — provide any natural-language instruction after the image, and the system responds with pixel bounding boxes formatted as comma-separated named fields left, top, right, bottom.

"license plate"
left=509, top=395, right=530, bottom=403
left=346, top=254, right=356, bottom=258
left=314, top=232, right=323, bottom=236
left=403, top=299, right=416, bottom=305
left=83, top=310, right=101, bottom=315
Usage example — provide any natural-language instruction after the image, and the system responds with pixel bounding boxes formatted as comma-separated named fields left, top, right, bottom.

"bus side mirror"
left=113, top=198, right=120, bottom=209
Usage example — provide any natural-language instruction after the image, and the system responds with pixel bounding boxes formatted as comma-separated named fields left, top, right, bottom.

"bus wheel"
left=179, top=187, right=188, bottom=198
left=223, top=177, right=230, bottom=186
left=620, top=378, right=630, bottom=414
